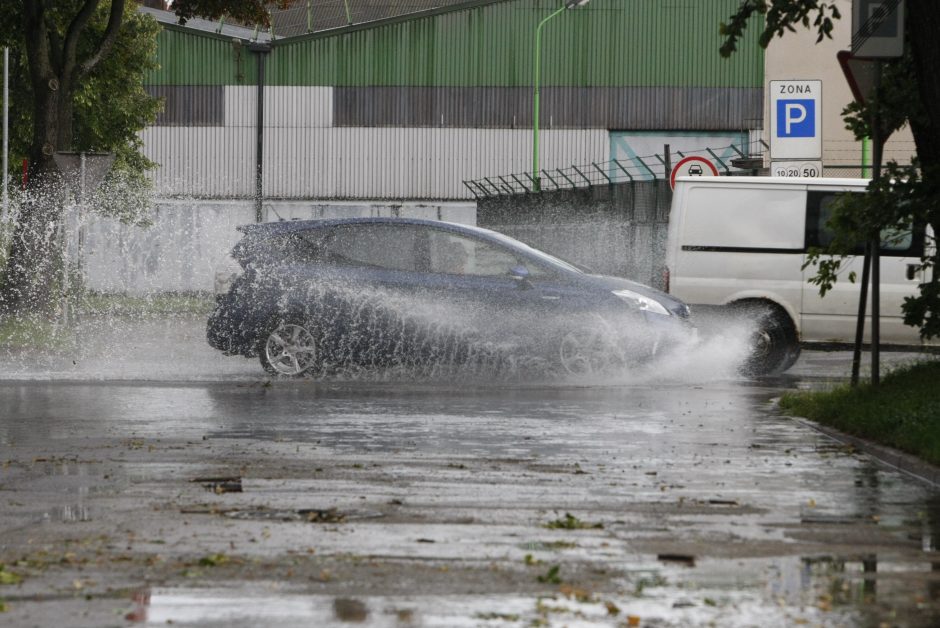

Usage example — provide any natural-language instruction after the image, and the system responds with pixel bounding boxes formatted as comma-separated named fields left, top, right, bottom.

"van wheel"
left=734, top=302, right=800, bottom=376
left=259, top=319, right=319, bottom=377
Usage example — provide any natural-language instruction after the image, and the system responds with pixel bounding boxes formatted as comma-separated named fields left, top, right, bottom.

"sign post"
left=841, top=0, right=905, bottom=388
left=669, top=156, right=718, bottom=190
left=769, top=79, right=822, bottom=177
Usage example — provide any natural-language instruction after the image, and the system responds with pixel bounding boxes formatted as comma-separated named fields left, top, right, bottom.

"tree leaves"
left=170, top=0, right=296, bottom=27
left=720, top=0, right=841, bottom=58
left=722, top=1, right=940, bottom=342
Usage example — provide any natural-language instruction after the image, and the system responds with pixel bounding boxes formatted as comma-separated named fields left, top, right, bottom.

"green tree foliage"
left=721, top=0, right=940, bottom=340
left=170, top=0, right=294, bottom=26
left=0, top=1, right=294, bottom=314
left=3, top=6, right=163, bottom=223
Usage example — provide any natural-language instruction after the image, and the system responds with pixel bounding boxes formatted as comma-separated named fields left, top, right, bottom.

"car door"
left=285, top=223, right=433, bottom=363
left=800, top=190, right=926, bottom=345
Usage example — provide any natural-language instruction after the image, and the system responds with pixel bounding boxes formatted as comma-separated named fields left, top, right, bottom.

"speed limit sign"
left=771, top=160, right=823, bottom=178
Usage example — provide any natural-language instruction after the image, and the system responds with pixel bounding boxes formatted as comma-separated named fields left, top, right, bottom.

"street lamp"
left=532, top=0, right=591, bottom=191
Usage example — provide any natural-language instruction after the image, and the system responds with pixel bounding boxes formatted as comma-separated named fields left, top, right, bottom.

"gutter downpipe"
left=248, top=42, right=271, bottom=223
left=2, top=47, right=8, bottom=220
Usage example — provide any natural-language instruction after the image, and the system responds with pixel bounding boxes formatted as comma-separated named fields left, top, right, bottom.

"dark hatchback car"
left=207, top=218, right=693, bottom=377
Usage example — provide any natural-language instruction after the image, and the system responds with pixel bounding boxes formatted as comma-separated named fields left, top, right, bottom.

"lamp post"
left=532, top=0, right=590, bottom=191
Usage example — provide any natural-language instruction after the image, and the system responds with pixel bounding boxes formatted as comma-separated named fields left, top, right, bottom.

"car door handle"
left=540, top=293, right=562, bottom=300
left=907, top=264, right=919, bottom=280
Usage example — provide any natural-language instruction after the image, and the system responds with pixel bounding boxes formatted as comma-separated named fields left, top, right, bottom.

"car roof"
left=237, top=216, right=498, bottom=238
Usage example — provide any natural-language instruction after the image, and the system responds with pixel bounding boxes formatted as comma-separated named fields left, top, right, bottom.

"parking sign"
left=770, top=80, right=822, bottom=161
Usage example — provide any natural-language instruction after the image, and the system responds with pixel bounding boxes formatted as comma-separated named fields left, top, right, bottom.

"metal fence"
left=473, top=161, right=874, bottom=288
left=823, top=165, right=871, bottom=179
left=463, top=140, right=767, bottom=199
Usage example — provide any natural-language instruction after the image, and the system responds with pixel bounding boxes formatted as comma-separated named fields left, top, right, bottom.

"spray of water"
left=0, top=188, right=755, bottom=384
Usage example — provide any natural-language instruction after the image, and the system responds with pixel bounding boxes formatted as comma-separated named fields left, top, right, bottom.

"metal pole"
left=77, top=152, right=86, bottom=288
left=870, top=63, right=884, bottom=387
left=249, top=44, right=271, bottom=223
left=850, top=244, right=871, bottom=387
left=2, top=47, right=8, bottom=220
left=532, top=5, right=566, bottom=192
left=861, top=136, right=870, bottom=179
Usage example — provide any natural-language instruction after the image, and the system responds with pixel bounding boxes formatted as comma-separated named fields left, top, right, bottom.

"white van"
left=664, top=176, right=931, bottom=374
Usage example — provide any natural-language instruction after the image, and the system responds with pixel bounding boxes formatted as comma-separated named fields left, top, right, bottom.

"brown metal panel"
left=333, top=86, right=762, bottom=130
left=146, top=85, right=225, bottom=126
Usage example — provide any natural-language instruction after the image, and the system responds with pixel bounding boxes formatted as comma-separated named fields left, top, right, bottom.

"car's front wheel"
left=259, top=320, right=319, bottom=377
left=735, top=302, right=800, bottom=376
left=558, top=317, right=624, bottom=376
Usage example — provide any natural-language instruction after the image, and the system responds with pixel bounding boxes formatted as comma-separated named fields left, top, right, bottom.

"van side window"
left=804, top=191, right=923, bottom=257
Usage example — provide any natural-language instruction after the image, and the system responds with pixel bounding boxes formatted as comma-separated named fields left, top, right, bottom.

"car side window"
left=805, top=191, right=923, bottom=257
left=427, top=230, right=544, bottom=277
left=315, top=225, right=419, bottom=271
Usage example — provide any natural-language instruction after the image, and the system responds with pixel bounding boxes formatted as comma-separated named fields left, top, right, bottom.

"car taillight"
left=663, top=266, right=670, bottom=293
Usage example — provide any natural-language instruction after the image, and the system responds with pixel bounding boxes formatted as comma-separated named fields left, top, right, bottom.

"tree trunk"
left=0, top=82, right=67, bottom=315
left=1, top=1, right=124, bottom=316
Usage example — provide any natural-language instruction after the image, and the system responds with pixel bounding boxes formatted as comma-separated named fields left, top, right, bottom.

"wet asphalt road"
left=1, top=316, right=939, bottom=627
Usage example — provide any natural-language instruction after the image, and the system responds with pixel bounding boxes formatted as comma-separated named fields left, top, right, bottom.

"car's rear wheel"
left=735, top=302, right=800, bottom=376
left=259, top=320, right=319, bottom=377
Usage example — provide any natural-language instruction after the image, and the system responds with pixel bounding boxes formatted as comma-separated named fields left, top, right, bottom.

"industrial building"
left=138, top=0, right=764, bottom=205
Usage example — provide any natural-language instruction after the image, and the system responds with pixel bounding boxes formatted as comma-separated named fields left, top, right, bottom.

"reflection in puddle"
left=130, top=589, right=320, bottom=624
left=333, top=597, right=369, bottom=622
left=49, top=503, right=92, bottom=522
left=128, top=583, right=870, bottom=627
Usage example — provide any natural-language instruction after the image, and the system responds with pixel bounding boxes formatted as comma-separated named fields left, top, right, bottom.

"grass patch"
left=0, top=317, right=67, bottom=350
left=77, top=292, right=214, bottom=316
left=779, top=360, right=940, bottom=466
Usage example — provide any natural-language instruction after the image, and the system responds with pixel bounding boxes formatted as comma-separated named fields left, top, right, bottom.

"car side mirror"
left=509, top=265, right=532, bottom=288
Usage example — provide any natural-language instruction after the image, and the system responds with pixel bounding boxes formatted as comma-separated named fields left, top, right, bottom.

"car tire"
left=258, top=319, right=319, bottom=377
left=734, top=302, right=800, bottom=376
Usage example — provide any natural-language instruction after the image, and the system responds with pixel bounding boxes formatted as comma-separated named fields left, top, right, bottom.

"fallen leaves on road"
left=543, top=513, right=603, bottom=530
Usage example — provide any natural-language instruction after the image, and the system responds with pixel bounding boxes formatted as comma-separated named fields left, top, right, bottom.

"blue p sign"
left=777, top=99, right=815, bottom=138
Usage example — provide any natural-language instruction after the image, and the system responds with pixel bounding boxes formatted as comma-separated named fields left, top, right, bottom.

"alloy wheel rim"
left=265, top=324, right=317, bottom=376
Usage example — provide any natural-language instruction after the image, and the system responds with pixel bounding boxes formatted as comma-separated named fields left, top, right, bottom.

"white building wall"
left=141, top=85, right=610, bottom=200
left=140, top=126, right=255, bottom=197
left=763, top=0, right=916, bottom=168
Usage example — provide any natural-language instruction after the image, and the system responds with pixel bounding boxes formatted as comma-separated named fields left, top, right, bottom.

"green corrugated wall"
left=147, top=0, right=762, bottom=88
left=148, top=28, right=258, bottom=85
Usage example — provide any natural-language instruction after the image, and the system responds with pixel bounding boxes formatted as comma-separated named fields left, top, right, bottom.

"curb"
left=791, top=417, right=940, bottom=488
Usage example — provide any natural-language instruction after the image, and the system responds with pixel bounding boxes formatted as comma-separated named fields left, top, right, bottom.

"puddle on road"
left=125, top=585, right=858, bottom=627
left=121, top=550, right=940, bottom=627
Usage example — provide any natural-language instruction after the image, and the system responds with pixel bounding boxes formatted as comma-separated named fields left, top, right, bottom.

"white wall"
left=80, top=199, right=476, bottom=294
left=141, top=85, right=610, bottom=200
left=763, top=0, right=916, bottom=168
